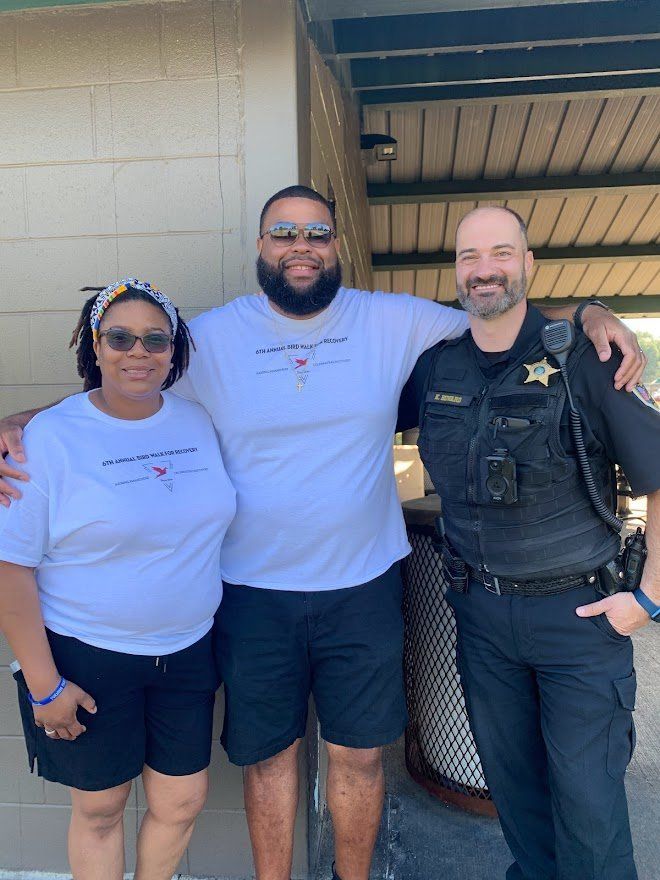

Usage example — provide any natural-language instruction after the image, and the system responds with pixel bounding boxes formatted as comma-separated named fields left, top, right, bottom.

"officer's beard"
left=257, top=256, right=342, bottom=317
left=456, top=270, right=527, bottom=319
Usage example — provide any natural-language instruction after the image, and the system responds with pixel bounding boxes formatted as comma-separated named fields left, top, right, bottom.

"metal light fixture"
left=360, top=133, right=398, bottom=163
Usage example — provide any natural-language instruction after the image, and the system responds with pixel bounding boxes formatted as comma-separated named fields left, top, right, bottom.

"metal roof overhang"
left=307, top=0, right=660, bottom=315
left=332, top=1, right=659, bottom=57
left=0, top=0, right=130, bottom=10
left=304, top=0, right=621, bottom=20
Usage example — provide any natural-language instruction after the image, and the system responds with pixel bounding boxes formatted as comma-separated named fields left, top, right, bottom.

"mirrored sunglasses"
left=262, top=221, right=335, bottom=247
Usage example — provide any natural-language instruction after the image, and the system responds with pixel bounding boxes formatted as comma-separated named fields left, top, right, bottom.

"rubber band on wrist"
left=28, top=677, right=67, bottom=706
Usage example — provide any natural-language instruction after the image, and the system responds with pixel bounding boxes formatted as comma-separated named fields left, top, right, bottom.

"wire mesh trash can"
left=401, top=496, right=496, bottom=817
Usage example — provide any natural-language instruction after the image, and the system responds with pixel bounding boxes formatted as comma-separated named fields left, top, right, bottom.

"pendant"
left=523, top=357, right=559, bottom=387
left=295, top=371, right=309, bottom=392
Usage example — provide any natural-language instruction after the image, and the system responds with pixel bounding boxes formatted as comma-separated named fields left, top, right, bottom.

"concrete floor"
left=315, top=623, right=659, bottom=880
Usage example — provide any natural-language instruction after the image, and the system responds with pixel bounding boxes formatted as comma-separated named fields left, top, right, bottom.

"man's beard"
left=456, top=270, right=527, bottom=319
left=257, top=256, right=342, bottom=317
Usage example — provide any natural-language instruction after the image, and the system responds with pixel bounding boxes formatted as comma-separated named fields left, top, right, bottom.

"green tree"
left=636, top=331, right=660, bottom=385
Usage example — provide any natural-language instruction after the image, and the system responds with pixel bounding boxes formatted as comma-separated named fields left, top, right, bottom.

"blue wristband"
left=28, top=676, right=67, bottom=706
left=633, top=588, right=660, bottom=620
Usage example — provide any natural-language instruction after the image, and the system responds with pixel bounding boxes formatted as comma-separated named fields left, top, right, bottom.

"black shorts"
left=15, top=629, right=219, bottom=792
left=215, top=562, right=408, bottom=766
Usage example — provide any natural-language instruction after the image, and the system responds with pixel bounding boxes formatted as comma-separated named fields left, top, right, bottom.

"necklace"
left=271, top=316, right=327, bottom=392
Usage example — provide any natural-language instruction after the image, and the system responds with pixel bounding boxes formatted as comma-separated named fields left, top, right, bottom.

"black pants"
left=447, top=581, right=637, bottom=880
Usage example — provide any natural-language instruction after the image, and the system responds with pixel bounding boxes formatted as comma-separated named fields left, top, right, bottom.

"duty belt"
left=436, top=537, right=598, bottom=597
left=465, top=567, right=598, bottom=597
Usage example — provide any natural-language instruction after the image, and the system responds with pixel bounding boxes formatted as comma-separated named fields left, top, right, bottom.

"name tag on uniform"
left=426, top=391, right=473, bottom=407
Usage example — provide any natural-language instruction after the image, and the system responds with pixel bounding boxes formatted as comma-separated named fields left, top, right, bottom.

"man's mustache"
left=467, top=274, right=508, bottom=289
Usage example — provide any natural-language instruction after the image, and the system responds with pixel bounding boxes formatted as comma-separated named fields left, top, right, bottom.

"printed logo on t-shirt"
left=101, top=447, right=209, bottom=492
left=254, top=337, right=351, bottom=380
left=143, top=460, right=174, bottom=492
left=289, top=354, right=309, bottom=370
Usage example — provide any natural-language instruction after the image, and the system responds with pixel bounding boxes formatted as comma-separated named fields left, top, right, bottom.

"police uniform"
left=398, top=304, right=660, bottom=880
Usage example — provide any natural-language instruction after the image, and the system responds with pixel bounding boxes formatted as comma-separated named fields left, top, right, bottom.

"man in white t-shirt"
left=0, top=186, right=646, bottom=880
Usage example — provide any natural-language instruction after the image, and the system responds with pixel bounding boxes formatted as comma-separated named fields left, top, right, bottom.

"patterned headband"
left=90, top=278, right=178, bottom=339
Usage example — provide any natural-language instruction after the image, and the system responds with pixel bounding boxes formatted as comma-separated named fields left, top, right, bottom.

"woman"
left=0, top=279, right=235, bottom=880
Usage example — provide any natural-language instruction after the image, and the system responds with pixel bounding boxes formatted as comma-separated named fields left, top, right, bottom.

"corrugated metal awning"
left=364, top=93, right=659, bottom=308
left=310, top=0, right=660, bottom=314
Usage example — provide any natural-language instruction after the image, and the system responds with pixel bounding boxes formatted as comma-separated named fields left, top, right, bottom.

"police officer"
left=399, top=206, right=660, bottom=880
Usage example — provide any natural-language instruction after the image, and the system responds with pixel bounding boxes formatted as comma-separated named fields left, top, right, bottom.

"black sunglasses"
left=260, top=221, right=335, bottom=247
left=99, top=329, right=173, bottom=353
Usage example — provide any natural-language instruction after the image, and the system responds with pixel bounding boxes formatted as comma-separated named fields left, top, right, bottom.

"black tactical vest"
left=417, top=316, right=620, bottom=580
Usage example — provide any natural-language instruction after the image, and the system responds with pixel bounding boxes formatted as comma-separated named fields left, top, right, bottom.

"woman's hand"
left=33, top=681, right=97, bottom=741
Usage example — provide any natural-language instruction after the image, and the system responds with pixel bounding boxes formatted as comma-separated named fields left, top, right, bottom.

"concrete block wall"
left=0, top=1, right=312, bottom=876
left=0, top=3, right=375, bottom=875
left=0, top=0, right=248, bottom=421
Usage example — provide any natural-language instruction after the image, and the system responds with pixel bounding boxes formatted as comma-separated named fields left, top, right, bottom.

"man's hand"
left=576, top=591, right=650, bottom=636
left=0, top=419, right=28, bottom=508
left=33, top=681, right=97, bottom=741
left=581, top=305, right=646, bottom=391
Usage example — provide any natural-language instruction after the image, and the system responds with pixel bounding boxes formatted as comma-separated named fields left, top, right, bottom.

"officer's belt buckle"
left=481, top=570, right=502, bottom=596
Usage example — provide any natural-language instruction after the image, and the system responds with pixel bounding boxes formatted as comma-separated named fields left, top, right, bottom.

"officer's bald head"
left=456, top=206, right=529, bottom=254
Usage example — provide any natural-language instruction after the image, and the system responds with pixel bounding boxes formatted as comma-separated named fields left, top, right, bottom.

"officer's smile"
left=468, top=275, right=508, bottom=295
left=472, top=282, right=503, bottom=293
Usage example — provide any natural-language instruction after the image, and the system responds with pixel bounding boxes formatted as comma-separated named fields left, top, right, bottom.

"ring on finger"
left=44, top=728, right=57, bottom=736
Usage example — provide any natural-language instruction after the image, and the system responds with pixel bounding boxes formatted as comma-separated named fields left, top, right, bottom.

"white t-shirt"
left=173, top=288, right=467, bottom=590
left=0, top=392, right=236, bottom=654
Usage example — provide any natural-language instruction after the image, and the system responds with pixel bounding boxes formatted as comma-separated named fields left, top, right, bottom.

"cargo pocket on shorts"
left=607, top=671, right=637, bottom=780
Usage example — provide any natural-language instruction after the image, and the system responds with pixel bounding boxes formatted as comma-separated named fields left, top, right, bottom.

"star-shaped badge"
left=523, top=358, right=559, bottom=387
